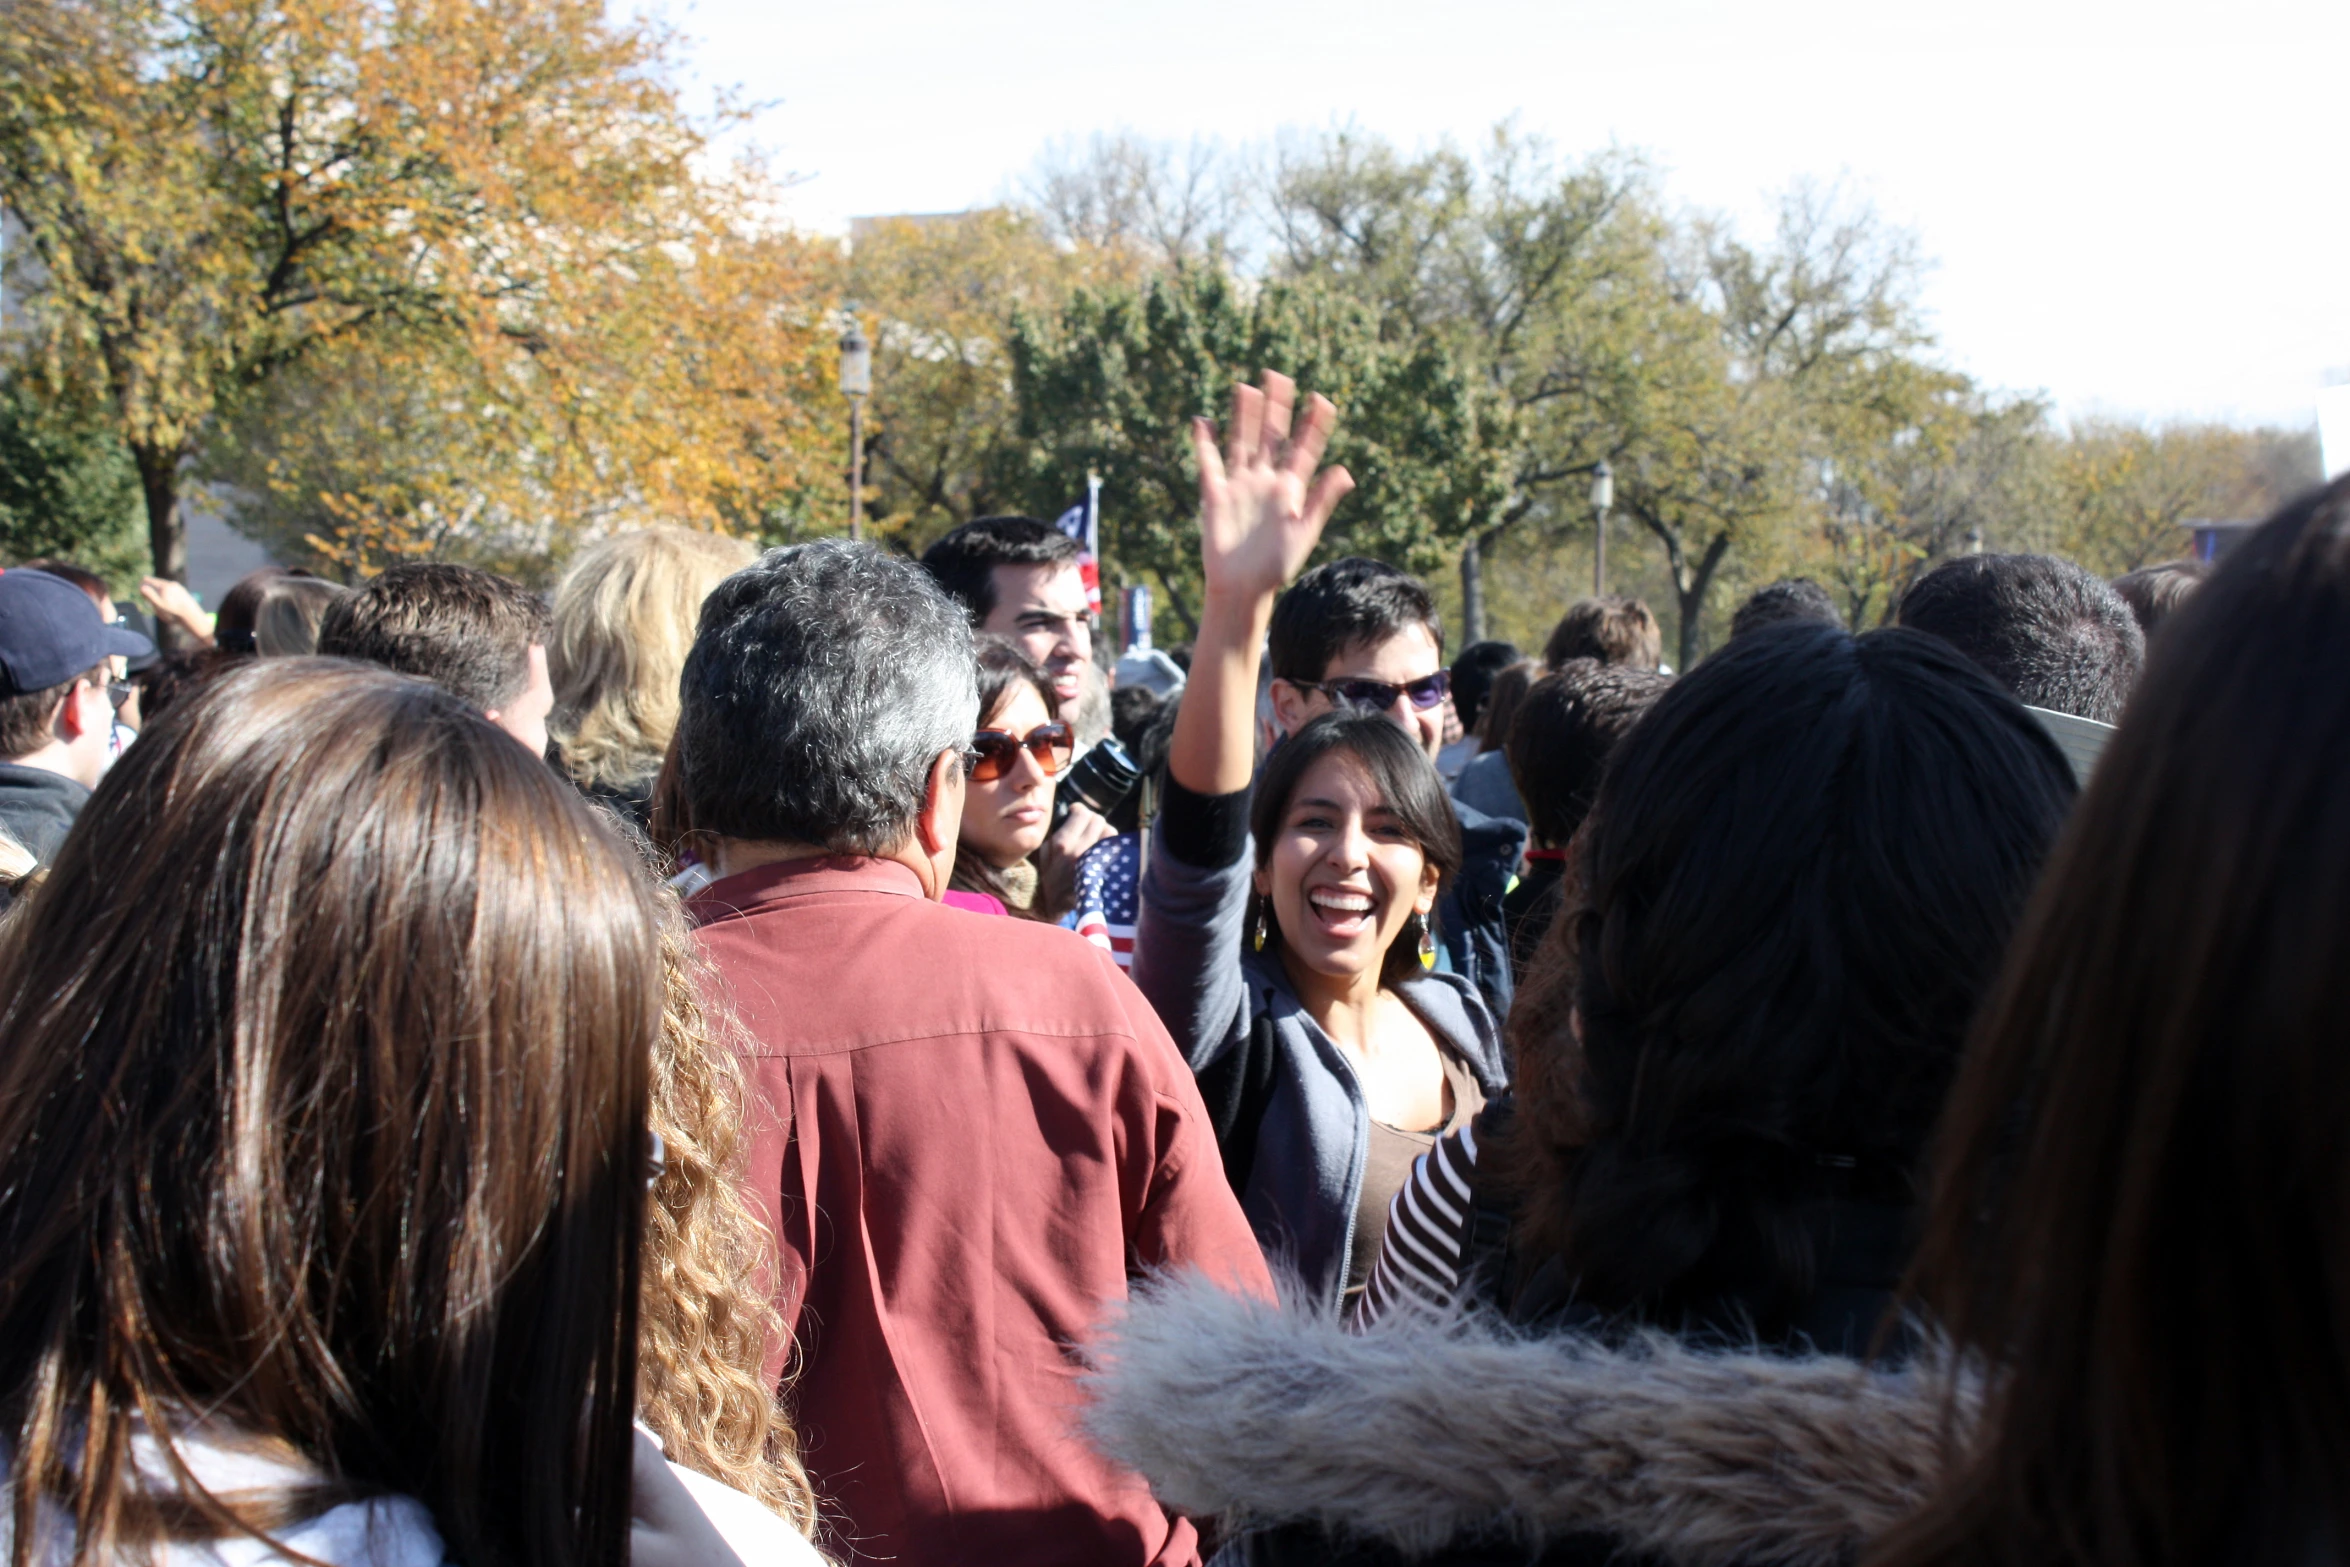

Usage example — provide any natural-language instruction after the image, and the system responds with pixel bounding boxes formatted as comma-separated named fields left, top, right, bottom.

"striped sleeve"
left=1350, top=1119, right=1482, bottom=1330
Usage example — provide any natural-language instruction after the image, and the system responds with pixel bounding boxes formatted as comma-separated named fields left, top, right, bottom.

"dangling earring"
left=1252, top=905, right=1268, bottom=953
left=1416, top=911, right=1437, bottom=970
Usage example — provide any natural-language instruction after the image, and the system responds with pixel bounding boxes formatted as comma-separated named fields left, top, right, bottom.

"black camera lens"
left=1052, top=736, right=1140, bottom=829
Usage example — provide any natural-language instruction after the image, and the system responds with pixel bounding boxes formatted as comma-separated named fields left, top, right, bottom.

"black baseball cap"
left=0, top=569, right=156, bottom=697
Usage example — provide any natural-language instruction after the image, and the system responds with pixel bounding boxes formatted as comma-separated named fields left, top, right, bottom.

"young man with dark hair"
left=1541, top=594, right=1663, bottom=671
left=1263, top=556, right=1526, bottom=1019
left=315, top=562, right=555, bottom=754
left=1730, top=578, right=1841, bottom=641
left=1896, top=552, right=2145, bottom=781
left=919, top=515, right=1094, bottom=711
left=0, top=569, right=153, bottom=865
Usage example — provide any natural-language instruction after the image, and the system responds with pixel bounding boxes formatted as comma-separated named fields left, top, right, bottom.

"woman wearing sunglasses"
left=1128, top=372, right=1507, bottom=1307
left=947, top=637, right=1097, bottom=919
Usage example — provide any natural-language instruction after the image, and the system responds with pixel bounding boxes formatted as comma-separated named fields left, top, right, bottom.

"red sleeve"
left=1118, top=978, right=1275, bottom=1301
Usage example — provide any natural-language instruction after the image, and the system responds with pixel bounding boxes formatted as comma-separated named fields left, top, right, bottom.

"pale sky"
left=658, top=0, right=2346, bottom=430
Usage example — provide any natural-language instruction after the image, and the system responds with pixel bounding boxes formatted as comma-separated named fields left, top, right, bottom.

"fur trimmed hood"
left=1082, top=1273, right=1970, bottom=1565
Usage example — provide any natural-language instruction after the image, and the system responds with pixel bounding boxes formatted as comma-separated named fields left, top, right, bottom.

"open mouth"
left=1305, top=886, right=1378, bottom=939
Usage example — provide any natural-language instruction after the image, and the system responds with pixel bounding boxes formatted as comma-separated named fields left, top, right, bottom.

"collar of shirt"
left=687, top=854, right=927, bottom=927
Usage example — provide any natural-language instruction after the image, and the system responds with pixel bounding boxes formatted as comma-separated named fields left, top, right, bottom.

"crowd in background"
left=0, top=367, right=2343, bottom=1567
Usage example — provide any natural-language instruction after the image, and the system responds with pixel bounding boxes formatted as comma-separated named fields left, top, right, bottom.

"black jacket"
left=0, top=762, right=89, bottom=866
left=1434, top=800, right=1527, bottom=1024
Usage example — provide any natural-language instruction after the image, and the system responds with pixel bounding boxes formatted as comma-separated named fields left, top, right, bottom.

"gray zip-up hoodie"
left=1130, top=777, right=1509, bottom=1301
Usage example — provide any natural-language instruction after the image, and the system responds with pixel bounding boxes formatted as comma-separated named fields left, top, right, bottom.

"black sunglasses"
left=1303, top=670, right=1451, bottom=713
left=966, top=721, right=1075, bottom=782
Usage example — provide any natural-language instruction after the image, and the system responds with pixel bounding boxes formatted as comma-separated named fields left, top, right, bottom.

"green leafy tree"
left=0, top=374, right=148, bottom=584
left=999, top=266, right=1510, bottom=636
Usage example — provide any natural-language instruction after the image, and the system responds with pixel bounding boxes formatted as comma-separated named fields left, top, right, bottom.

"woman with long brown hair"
left=0, top=660, right=744, bottom=1567
left=1875, top=472, right=2350, bottom=1567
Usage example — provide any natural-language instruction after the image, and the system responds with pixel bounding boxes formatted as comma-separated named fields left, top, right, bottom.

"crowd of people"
left=0, top=365, right=2339, bottom=1567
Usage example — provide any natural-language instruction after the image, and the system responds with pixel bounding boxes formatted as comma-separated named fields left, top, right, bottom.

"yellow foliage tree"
left=0, top=0, right=838, bottom=586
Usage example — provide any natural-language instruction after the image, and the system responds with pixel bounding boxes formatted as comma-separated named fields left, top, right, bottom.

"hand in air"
left=1192, top=370, right=1355, bottom=606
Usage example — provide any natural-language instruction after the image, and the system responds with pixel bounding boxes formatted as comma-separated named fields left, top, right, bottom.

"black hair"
left=1447, top=640, right=1523, bottom=732
left=1505, top=661, right=1672, bottom=849
left=1730, top=578, right=1840, bottom=641
left=1504, top=620, right=2077, bottom=1340
left=918, top=516, right=1082, bottom=624
left=972, top=633, right=1058, bottom=730
left=1896, top=553, right=2144, bottom=724
left=1267, top=558, right=1443, bottom=685
left=1247, top=710, right=1463, bottom=988
left=315, top=563, right=550, bottom=713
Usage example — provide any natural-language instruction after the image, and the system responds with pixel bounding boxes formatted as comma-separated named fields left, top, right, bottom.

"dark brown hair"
left=2108, top=558, right=2208, bottom=639
left=0, top=659, right=658, bottom=1567
left=1876, top=476, right=2350, bottom=1567
left=1499, top=623, right=2073, bottom=1337
left=316, top=562, right=551, bottom=712
left=1504, top=660, right=1672, bottom=849
left=950, top=636, right=1061, bottom=916
left=1473, top=659, right=1536, bottom=753
left=1249, top=709, right=1463, bottom=988
left=1542, top=595, right=1661, bottom=672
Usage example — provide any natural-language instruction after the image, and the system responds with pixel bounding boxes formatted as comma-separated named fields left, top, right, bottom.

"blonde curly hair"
left=640, top=892, right=823, bottom=1542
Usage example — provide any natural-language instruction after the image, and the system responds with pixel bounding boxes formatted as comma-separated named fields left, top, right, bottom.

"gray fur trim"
left=1082, top=1272, right=1967, bottom=1565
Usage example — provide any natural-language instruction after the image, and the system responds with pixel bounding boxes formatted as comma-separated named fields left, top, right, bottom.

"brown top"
left=1343, top=1048, right=1486, bottom=1301
left=690, top=856, right=1272, bottom=1567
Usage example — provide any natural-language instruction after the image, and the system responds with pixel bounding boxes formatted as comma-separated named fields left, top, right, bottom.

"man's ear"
left=54, top=680, right=99, bottom=742
left=914, top=747, right=964, bottom=857
left=1268, top=678, right=1316, bottom=739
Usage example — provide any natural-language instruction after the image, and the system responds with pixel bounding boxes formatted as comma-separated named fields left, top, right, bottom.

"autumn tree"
left=2054, top=419, right=2320, bottom=576
left=0, top=0, right=835, bottom=588
left=999, top=267, right=1510, bottom=634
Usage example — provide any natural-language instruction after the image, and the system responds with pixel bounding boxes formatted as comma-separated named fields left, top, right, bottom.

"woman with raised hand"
left=1093, top=615, right=2076, bottom=1566
left=0, top=659, right=762, bottom=1567
left=1130, top=371, right=1507, bottom=1306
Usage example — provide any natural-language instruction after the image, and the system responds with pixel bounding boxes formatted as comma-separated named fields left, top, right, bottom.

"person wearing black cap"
left=0, top=569, right=154, bottom=866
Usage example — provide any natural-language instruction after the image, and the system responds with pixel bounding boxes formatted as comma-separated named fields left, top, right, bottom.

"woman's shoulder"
left=1394, top=970, right=1508, bottom=1082
left=666, top=1463, right=827, bottom=1567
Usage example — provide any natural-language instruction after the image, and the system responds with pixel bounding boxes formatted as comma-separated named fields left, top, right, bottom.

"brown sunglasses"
left=966, top=722, right=1074, bottom=782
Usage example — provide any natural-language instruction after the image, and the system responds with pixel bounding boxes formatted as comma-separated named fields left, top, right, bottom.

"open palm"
left=1192, top=370, right=1356, bottom=605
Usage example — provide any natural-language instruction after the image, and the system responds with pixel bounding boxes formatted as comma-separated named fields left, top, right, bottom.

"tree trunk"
left=1673, top=532, right=1733, bottom=671
left=133, top=443, right=194, bottom=648
left=1458, top=523, right=1508, bottom=646
left=1154, top=570, right=1199, bottom=642
left=1460, top=535, right=1487, bottom=645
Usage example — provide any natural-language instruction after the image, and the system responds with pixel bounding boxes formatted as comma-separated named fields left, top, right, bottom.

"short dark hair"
left=1448, top=640, right=1523, bottom=732
left=919, top=516, right=1081, bottom=624
left=316, top=563, right=550, bottom=713
left=2109, top=559, right=2208, bottom=638
left=1730, top=578, right=1840, bottom=641
left=1897, top=553, right=2145, bottom=724
left=1505, top=661, right=1672, bottom=848
left=1248, top=710, right=1463, bottom=987
left=1267, top=558, right=1443, bottom=685
left=1501, top=621, right=2077, bottom=1339
left=675, top=540, right=977, bottom=855
left=0, top=663, right=103, bottom=759
left=1542, top=595, right=1661, bottom=671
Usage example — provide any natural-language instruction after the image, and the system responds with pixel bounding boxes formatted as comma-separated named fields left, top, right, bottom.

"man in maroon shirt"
left=673, top=538, right=1270, bottom=1567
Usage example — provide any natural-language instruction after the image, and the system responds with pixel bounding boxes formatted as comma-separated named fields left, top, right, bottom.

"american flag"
left=1070, top=832, right=1141, bottom=969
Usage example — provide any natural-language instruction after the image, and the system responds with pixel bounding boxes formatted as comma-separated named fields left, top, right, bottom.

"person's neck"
left=1277, top=946, right=1391, bottom=1053
left=1, top=743, right=93, bottom=788
left=710, top=835, right=944, bottom=898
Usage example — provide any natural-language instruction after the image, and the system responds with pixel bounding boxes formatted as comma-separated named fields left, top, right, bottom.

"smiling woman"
left=1127, top=372, right=1507, bottom=1305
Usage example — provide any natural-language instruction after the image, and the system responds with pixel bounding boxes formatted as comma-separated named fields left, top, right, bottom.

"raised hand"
left=1191, top=370, right=1355, bottom=608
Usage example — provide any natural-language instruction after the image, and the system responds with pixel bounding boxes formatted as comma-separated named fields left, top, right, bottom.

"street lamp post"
left=1590, top=458, right=1615, bottom=597
left=838, top=310, right=872, bottom=542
